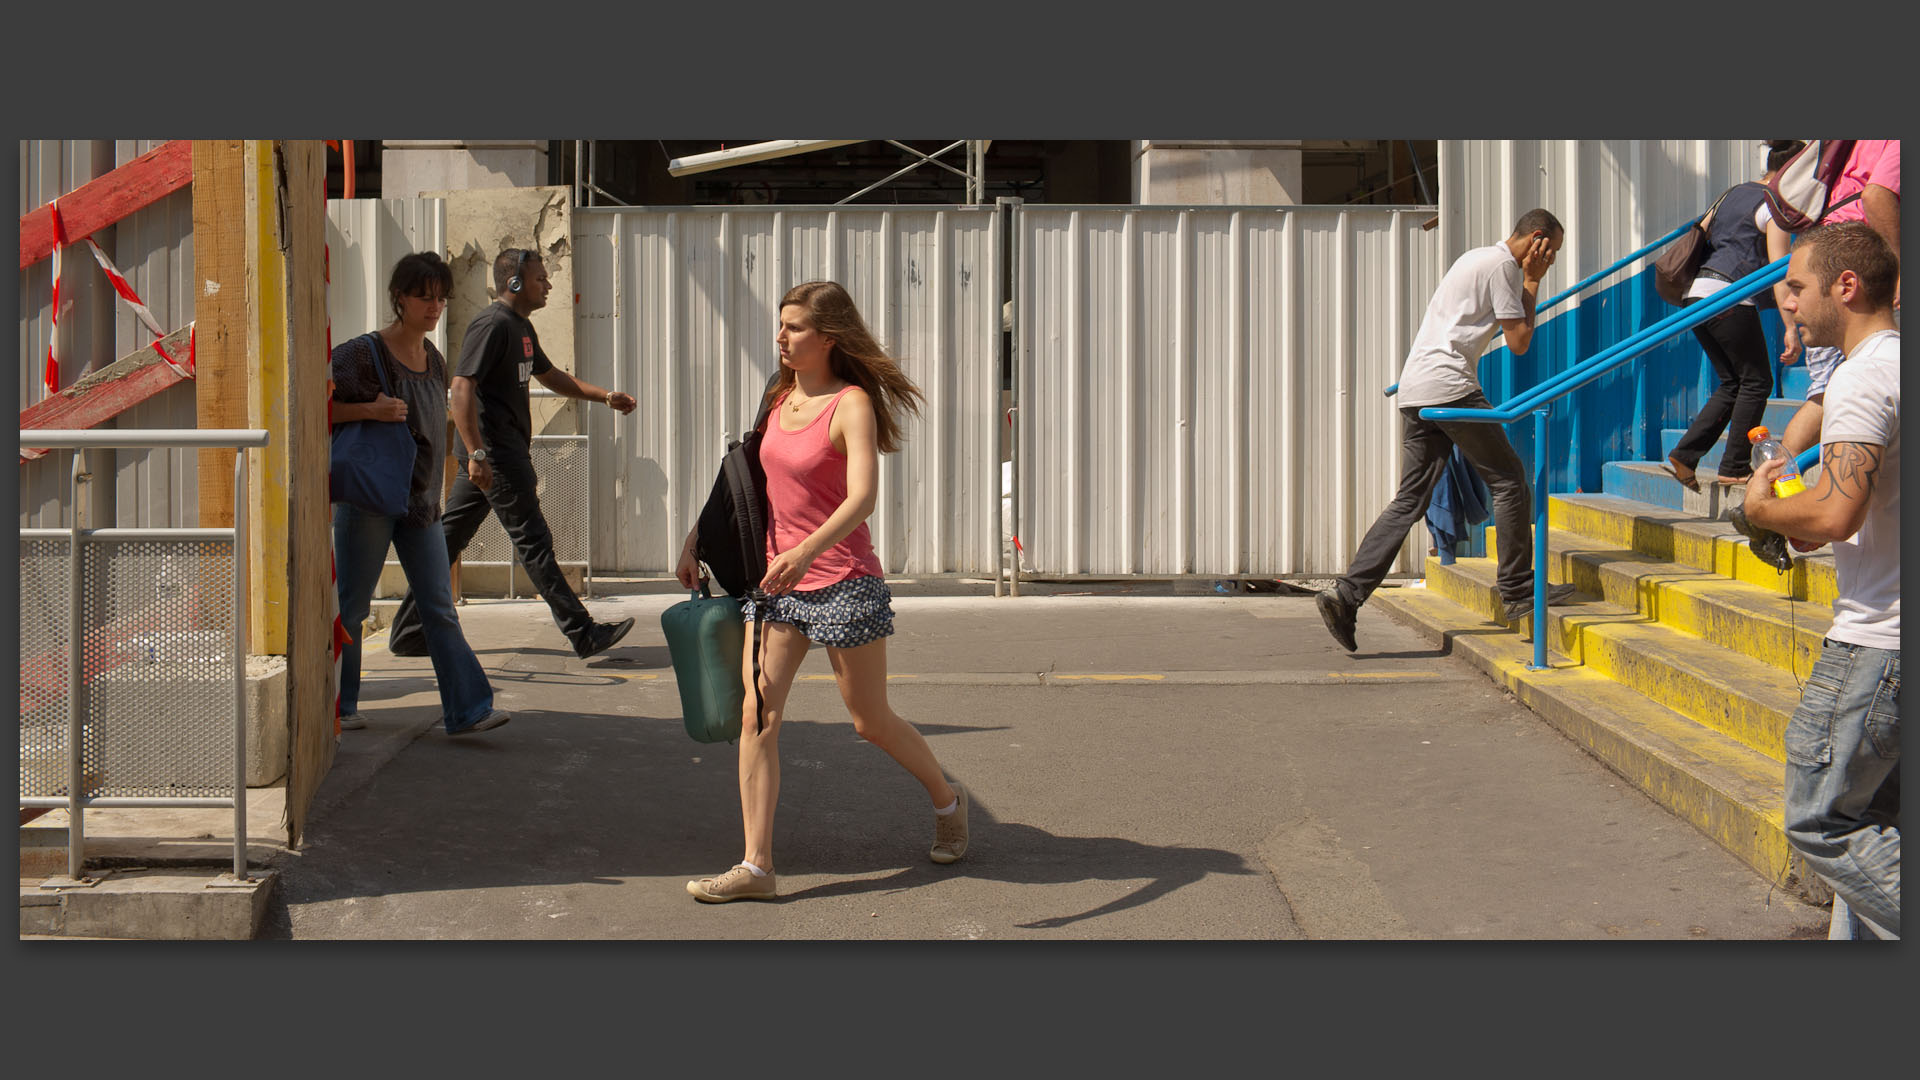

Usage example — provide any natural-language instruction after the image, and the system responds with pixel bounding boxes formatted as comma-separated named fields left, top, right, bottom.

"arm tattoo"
left=1817, top=442, right=1883, bottom=503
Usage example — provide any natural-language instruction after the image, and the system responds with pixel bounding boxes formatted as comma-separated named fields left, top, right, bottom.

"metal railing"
left=1418, top=258, right=1789, bottom=670
left=1383, top=219, right=1700, bottom=398
left=19, top=428, right=267, bottom=885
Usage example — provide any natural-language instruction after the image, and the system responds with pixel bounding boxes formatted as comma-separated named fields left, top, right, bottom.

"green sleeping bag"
left=660, top=584, right=745, bottom=743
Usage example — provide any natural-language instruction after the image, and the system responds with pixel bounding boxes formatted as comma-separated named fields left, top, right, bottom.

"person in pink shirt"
left=1768, top=140, right=1900, bottom=456
left=675, top=281, right=969, bottom=903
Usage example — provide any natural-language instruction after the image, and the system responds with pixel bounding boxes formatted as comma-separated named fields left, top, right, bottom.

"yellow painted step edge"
left=1424, top=557, right=1799, bottom=762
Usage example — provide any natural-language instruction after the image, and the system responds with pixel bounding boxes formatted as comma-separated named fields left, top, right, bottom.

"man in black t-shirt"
left=388, top=248, right=639, bottom=659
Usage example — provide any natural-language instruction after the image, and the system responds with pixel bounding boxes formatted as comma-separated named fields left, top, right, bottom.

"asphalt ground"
left=252, top=576, right=1829, bottom=941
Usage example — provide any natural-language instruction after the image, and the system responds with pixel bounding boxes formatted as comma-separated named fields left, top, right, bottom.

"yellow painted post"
left=245, top=141, right=291, bottom=654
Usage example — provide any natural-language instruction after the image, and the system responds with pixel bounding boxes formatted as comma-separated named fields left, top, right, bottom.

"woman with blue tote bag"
left=329, top=252, right=509, bottom=737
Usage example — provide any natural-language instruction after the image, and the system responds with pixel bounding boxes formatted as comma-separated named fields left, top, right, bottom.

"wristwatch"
left=469, top=447, right=489, bottom=464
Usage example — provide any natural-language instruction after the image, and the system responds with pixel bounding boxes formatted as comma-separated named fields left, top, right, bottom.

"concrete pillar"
left=1133, top=140, right=1303, bottom=205
left=380, top=140, right=549, bottom=198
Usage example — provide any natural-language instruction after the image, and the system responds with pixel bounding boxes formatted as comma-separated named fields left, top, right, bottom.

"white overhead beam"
left=667, top=140, right=866, bottom=177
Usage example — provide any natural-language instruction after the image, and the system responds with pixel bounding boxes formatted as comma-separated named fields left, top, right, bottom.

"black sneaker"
left=1316, top=591, right=1358, bottom=652
left=576, top=616, right=636, bottom=659
left=1727, top=503, right=1793, bottom=574
left=1504, top=583, right=1578, bottom=625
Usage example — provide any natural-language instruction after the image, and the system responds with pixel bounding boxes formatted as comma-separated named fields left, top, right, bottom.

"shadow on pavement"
left=258, top=698, right=1250, bottom=938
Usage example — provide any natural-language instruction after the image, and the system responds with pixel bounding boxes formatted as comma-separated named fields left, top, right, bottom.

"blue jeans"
left=333, top=502, right=496, bottom=732
left=1783, top=639, right=1900, bottom=938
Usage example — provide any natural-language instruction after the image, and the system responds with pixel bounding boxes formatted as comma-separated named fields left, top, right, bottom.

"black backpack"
left=692, top=372, right=780, bottom=732
left=694, top=372, right=778, bottom=599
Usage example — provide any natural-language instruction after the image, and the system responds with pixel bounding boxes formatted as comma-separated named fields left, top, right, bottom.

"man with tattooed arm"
left=1744, top=221, right=1901, bottom=940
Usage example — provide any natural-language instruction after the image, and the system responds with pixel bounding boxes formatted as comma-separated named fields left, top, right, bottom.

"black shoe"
left=1316, top=591, right=1358, bottom=652
left=576, top=616, right=635, bottom=659
left=386, top=627, right=428, bottom=657
left=1727, top=503, right=1793, bottom=574
left=1503, top=582, right=1578, bottom=625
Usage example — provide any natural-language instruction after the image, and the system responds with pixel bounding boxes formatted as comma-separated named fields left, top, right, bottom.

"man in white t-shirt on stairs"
left=1317, top=209, right=1575, bottom=653
left=1743, top=220, right=1901, bottom=941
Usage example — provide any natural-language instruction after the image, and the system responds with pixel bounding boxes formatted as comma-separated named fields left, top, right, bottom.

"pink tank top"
left=759, top=385, right=884, bottom=591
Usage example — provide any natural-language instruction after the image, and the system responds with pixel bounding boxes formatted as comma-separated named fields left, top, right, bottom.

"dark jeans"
left=389, top=453, right=595, bottom=653
left=1669, top=298, right=1771, bottom=479
left=1336, top=390, right=1535, bottom=608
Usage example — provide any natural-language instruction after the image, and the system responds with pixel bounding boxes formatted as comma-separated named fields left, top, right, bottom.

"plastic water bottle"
left=1748, top=426, right=1806, bottom=498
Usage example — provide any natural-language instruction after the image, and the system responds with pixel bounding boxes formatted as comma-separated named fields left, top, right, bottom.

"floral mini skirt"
left=740, top=574, right=894, bottom=649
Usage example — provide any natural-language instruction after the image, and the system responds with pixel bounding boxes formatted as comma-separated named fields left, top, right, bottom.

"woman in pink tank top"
left=675, top=281, right=970, bottom=903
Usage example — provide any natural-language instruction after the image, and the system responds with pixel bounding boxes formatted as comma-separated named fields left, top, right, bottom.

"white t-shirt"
left=1820, top=329, right=1900, bottom=650
left=1395, top=243, right=1527, bottom=409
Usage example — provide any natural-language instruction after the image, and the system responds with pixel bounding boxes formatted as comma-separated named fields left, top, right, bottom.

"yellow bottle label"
left=1773, top=474, right=1806, bottom=498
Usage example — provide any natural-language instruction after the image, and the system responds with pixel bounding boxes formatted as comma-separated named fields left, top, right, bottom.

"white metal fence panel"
left=21, top=140, right=200, bottom=530
left=324, top=197, right=449, bottom=355
left=1438, top=139, right=1764, bottom=293
left=1014, top=205, right=1442, bottom=577
left=572, top=205, right=1003, bottom=575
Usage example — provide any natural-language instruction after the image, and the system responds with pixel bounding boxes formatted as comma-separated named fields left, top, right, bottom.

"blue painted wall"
left=1477, top=266, right=1790, bottom=497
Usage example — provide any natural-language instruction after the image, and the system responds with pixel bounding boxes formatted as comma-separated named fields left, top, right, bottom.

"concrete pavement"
left=255, top=576, right=1829, bottom=940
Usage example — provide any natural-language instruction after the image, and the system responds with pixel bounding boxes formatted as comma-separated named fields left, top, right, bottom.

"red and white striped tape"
left=45, top=200, right=63, bottom=395
left=42, top=200, right=195, bottom=394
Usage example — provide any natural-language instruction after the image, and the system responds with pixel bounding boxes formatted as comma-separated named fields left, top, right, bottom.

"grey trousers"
left=1335, top=390, right=1535, bottom=607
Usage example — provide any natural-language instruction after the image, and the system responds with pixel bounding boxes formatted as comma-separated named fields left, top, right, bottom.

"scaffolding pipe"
left=668, top=140, right=865, bottom=177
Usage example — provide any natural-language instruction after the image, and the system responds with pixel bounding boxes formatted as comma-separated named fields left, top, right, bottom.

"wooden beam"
left=18, top=324, right=195, bottom=459
left=19, top=141, right=193, bottom=268
left=276, top=140, right=335, bottom=849
left=192, top=142, right=249, bottom=533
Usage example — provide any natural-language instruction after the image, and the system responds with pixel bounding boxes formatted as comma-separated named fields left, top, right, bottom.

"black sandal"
left=1664, top=458, right=1701, bottom=493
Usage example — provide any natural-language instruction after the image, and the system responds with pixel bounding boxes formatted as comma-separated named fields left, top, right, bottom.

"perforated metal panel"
left=78, top=538, right=237, bottom=797
left=20, top=537, right=75, bottom=797
left=443, top=436, right=591, bottom=597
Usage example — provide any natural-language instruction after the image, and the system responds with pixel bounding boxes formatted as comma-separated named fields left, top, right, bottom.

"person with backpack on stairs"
left=1765, top=141, right=1899, bottom=462
left=1743, top=221, right=1901, bottom=940
left=1664, top=141, right=1803, bottom=493
left=1317, top=209, right=1579, bottom=653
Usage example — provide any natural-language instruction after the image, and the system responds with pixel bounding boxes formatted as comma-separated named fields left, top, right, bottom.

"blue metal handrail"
left=1422, top=258, right=1787, bottom=422
left=1414, top=256, right=1787, bottom=671
left=1384, top=219, right=1700, bottom=397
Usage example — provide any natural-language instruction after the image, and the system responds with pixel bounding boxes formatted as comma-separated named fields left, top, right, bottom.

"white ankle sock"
left=933, top=798, right=958, bottom=816
left=738, top=860, right=769, bottom=877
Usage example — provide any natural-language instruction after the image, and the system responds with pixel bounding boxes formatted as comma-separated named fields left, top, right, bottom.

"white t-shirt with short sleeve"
left=1819, top=328, right=1900, bottom=650
left=1395, top=243, right=1527, bottom=409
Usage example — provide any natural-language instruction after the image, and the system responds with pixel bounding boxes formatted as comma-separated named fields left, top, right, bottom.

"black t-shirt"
left=454, top=300, right=553, bottom=459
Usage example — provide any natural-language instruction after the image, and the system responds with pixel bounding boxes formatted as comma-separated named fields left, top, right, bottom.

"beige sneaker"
left=687, top=864, right=777, bottom=903
left=930, top=782, right=969, bottom=864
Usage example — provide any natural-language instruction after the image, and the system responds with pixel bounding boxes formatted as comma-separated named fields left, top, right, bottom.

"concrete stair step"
left=1370, top=583, right=1823, bottom=902
left=1601, top=460, right=1750, bottom=514
left=1423, top=553, right=1803, bottom=761
left=1547, top=492, right=1836, bottom=606
left=1656, top=398, right=1806, bottom=471
left=1486, top=524, right=1831, bottom=678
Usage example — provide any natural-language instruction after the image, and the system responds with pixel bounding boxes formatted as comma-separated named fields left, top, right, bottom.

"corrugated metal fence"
left=571, top=205, right=1006, bottom=576
left=1013, top=206, right=1443, bottom=577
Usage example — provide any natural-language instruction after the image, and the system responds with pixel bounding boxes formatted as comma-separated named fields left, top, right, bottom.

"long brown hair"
left=769, top=281, right=925, bottom=453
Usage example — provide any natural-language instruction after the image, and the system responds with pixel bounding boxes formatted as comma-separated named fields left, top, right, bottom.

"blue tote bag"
left=329, top=333, right=417, bottom=518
